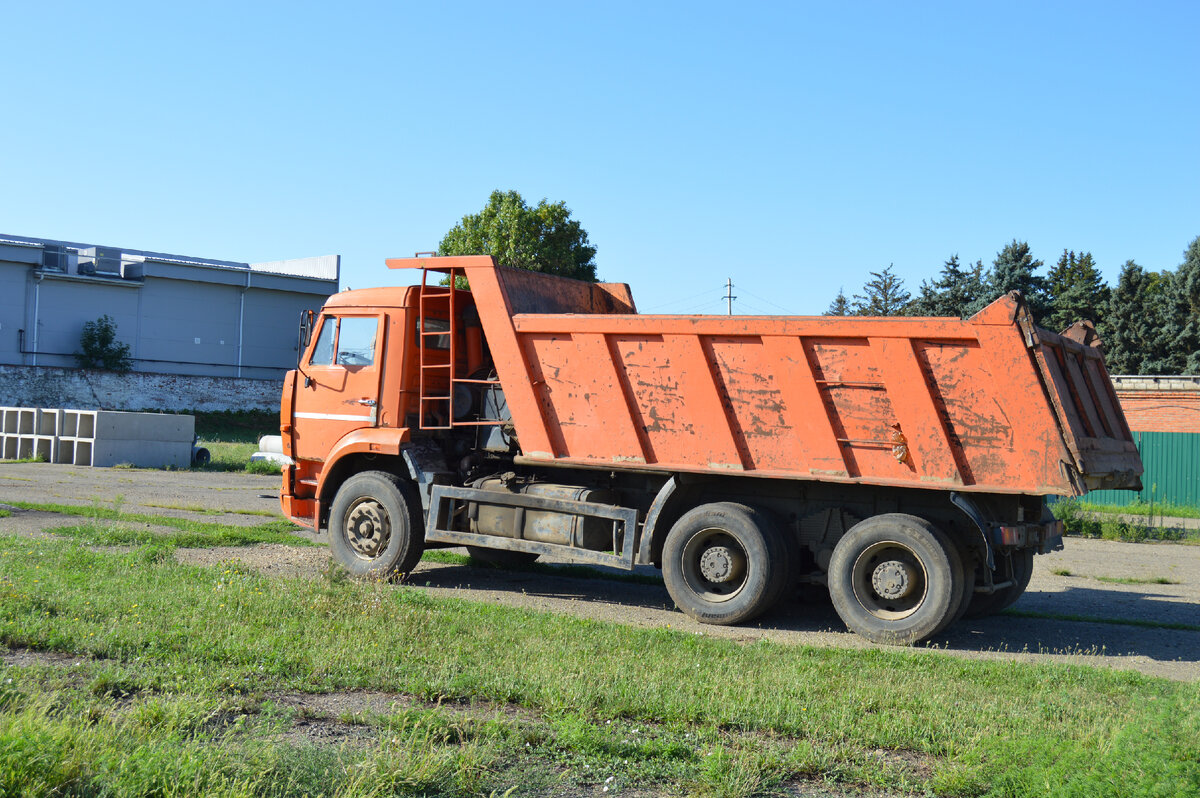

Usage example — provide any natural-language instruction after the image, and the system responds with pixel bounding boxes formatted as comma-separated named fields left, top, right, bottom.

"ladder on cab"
left=416, top=263, right=503, bottom=431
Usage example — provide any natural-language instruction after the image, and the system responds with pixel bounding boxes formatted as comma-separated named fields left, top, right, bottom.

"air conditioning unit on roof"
left=41, top=244, right=67, bottom=272
left=81, top=247, right=122, bottom=275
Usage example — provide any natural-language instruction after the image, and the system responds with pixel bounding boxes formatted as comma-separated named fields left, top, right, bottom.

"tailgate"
left=1029, top=321, right=1143, bottom=492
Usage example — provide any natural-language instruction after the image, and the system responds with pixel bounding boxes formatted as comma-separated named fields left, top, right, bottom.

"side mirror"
left=297, top=309, right=314, bottom=365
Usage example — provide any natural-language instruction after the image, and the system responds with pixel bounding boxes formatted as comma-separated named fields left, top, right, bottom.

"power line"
left=737, top=285, right=797, bottom=315
left=640, top=284, right=728, bottom=312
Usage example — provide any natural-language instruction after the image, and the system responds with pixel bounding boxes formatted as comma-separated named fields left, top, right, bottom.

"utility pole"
left=725, top=278, right=736, bottom=315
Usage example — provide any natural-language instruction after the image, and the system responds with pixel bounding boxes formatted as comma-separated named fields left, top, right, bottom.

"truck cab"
left=281, top=281, right=481, bottom=529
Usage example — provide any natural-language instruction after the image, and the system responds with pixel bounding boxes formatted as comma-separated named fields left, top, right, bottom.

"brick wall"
left=1112, top=376, right=1200, bottom=434
left=0, top=365, right=282, bottom=413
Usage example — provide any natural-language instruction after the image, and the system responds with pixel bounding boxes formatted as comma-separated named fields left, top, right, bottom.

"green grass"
left=1094, top=575, right=1180, bottom=586
left=4, top=500, right=311, bottom=551
left=1, top=535, right=1197, bottom=797
left=191, top=410, right=280, bottom=444
left=196, top=441, right=262, bottom=473
left=1052, top=498, right=1199, bottom=542
left=140, top=503, right=279, bottom=518
left=1076, top=499, right=1200, bottom=520
left=1049, top=569, right=1179, bottom=586
left=245, top=458, right=283, bottom=476
left=183, top=410, right=280, bottom=473
left=45, top=521, right=310, bottom=553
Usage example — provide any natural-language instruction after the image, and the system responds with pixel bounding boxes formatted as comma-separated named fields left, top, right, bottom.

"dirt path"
left=2, top=463, right=1198, bottom=682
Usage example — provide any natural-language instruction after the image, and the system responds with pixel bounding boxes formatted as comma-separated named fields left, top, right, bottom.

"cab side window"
left=309, top=317, right=336, bottom=366
left=417, top=317, right=451, bottom=350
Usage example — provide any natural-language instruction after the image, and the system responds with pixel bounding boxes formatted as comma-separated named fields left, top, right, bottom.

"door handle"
left=355, top=398, right=377, bottom=407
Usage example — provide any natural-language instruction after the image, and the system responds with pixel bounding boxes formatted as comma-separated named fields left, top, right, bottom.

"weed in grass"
left=323, top=560, right=351, bottom=585
left=1052, top=568, right=1073, bottom=577
left=693, top=745, right=768, bottom=798
left=89, top=668, right=140, bottom=699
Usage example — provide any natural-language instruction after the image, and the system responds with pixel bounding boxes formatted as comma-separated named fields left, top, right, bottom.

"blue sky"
left=2, top=1, right=1197, bottom=315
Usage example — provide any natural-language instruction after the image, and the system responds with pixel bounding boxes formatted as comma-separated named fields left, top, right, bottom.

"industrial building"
left=0, top=234, right=339, bottom=380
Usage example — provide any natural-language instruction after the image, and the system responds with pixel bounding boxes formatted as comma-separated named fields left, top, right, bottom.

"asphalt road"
left=2, top=463, right=1198, bottom=681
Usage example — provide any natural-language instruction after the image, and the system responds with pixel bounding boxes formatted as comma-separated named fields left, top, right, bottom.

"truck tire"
left=828, top=514, right=965, bottom=645
left=329, top=471, right=425, bottom=580
left=964, top=548, right=1034, bottom=618
left=662, top=502, right=788, bottom=625
left=465, top=546, right=539, bottom=567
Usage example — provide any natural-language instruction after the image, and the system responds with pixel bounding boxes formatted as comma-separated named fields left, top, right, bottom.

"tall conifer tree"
left=1046, top=249, right=1110, bottom=332
left=983, top=240, right=1048, bottom=320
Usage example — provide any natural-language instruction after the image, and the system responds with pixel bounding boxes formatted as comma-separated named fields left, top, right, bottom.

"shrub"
left=76, top=315, right=133, bottom=372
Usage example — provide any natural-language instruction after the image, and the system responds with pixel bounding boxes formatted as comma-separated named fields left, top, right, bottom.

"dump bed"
left=388, top=257, right=1142, bottom=497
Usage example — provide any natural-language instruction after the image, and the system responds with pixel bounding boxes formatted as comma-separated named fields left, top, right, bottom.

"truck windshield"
left=310, top=318, right=336, bottom=365
left=307, top=316, right=379, bottom=367
left=336, top=317, right=378, bottom=366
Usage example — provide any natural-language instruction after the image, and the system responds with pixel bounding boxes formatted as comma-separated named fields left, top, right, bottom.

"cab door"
left=291, top=313, right=385, bottom=463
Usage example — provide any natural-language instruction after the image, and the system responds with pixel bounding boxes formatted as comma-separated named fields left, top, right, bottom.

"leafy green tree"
left=825, top=288, right=850, bottom=316
left=906, top=255, right=986, bottom=317
left=75, top=315, right=133, bottom=372
left=852, top=264, right=910, bottom=316
left=438, top=189, right=598, bottom=282
left=977, top=240, right=1049, bottom=320
left=1045, top=250, right=1110, bottom=332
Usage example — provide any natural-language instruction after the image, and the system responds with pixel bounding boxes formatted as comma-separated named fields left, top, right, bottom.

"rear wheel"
left=964, top=549, right=1034, bottom=618
left=662, top=503, right=788, bottom=625
left=828, top=514, right=965, bottom=645
left=329, top=471, right=425, bottom=579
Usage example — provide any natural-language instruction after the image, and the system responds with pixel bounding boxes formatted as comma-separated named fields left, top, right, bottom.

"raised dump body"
left=392, top=255, right=1141, bottom=498
left=283, top=254, right=1141, bottom=645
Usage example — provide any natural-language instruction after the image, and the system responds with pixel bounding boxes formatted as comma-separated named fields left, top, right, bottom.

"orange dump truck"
left=280, top=255, right=1142, bottom=644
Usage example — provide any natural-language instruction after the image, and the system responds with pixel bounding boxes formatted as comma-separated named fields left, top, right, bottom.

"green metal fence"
left=1082, top=431, right=1200, bottom=508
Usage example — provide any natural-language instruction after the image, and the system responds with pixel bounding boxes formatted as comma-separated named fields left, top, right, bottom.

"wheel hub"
left=871, top=560, right=914, bottom=600
left=699, top=546, right=737, bottom=583
left=346, top=500, right=388, bottom=557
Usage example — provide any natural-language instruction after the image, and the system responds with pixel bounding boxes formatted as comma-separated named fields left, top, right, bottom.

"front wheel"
left=328, top=471, right=425, bottom=579
left=662, top=502, right=788, bottom=625
left=828, top=514, right=965, bottom=645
